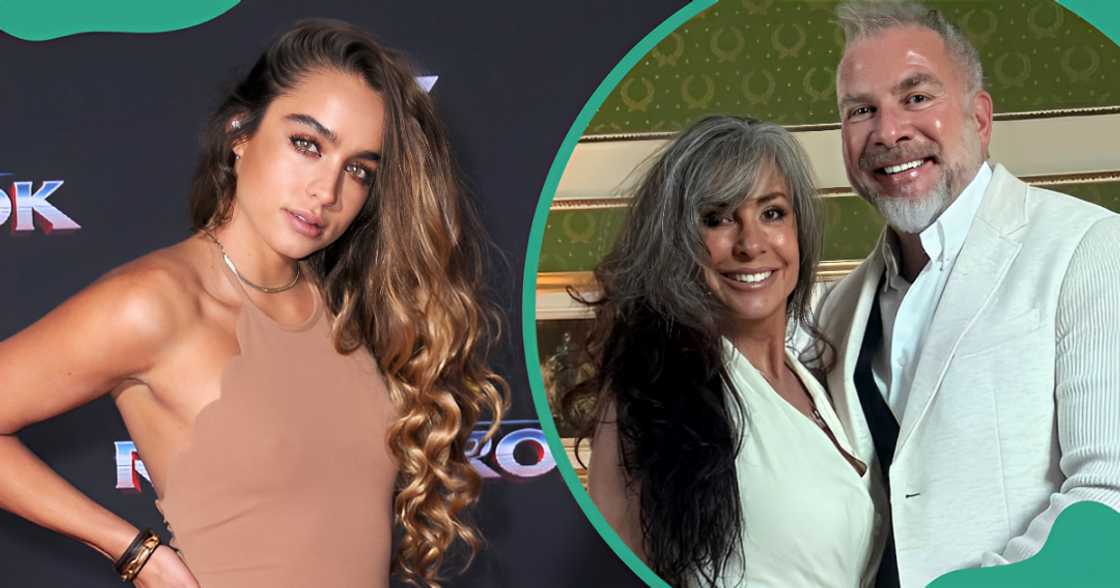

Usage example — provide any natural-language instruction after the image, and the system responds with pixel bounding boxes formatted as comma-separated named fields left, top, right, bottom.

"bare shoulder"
left=4, top=236, right=220, bottom=371
left=88, top=242, right=209, bottom=345
left=0, top=236, right=220, bottom=432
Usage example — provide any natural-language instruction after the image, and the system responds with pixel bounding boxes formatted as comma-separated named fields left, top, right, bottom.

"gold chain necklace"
left=764, top=363, right=829, bottom=429
left=203, top=231, right=301, bottom=294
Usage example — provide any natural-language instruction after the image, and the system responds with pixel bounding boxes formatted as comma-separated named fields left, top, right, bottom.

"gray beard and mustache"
left=866, top=171, right=952, bottom=234
left=852, top=133, right=981, bottom=235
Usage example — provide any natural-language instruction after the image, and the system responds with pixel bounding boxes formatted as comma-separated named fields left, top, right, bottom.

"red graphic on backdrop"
left=0, top=173, right=80, bottom=233
left=115, top=421, right=556, bottom=492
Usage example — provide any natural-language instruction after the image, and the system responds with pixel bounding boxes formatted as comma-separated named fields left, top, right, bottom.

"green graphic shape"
left=1061, top=0, right=1120, bottom=45
left=932, top=501, right=1120, bottom=587
left=523, top=4, right=716, bottom=587
left=0, top=0, right=239, bottom=41
left=525, top=1, right=1120, bottom=587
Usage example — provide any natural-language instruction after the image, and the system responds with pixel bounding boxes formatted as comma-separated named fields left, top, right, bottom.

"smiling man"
left=811, top=2, right=1120, bottom=587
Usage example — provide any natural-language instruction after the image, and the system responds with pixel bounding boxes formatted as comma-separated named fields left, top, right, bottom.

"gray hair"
left=836, top=1, right=985, bottom=95
left=595, top=115, right=824, bottom=336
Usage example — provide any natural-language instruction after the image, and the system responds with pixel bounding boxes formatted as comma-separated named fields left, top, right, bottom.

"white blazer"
left=815, top=164, right=1120, bottom=587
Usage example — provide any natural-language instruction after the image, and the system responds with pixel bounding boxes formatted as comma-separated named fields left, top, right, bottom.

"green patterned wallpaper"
left=587, top=0, right=1120, bottom=134
left=538, top=183, right=1120, bottom=273
left=540, top=208, right=628, bottom=273
left=821, top=195, right=885, bottom=259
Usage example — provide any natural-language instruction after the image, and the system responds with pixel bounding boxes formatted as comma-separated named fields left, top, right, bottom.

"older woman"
left=560, top=116, right=885, bottom=587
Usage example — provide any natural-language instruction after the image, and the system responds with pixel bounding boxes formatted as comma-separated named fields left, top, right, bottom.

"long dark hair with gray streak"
left=559, top=115, right=832, bottom=586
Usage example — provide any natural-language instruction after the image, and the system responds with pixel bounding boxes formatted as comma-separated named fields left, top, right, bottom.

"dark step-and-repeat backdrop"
left=0, top=2, right=683, bottom=586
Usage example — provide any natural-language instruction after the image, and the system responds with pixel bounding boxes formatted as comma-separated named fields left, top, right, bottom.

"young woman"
left=559, top=116, right=883, bottom=586
left=0, top=20, right=505, bottom=588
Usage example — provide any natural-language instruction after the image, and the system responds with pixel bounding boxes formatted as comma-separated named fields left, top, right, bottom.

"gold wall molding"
left=579, top=105, right=1120, bottom=143
left=536, top=259, right=865, bottom=299
left=581, top=121, right=843, bottom=142
left=558, top=115, right=1120, bottom=200
left=550, top=169, right=1120, bottom=210
left=549, top=198, right=630, bottom=210
left=817, top=259, right=863, bottom=282
left=1019, top=170, right=1120, bottom=186
left=537, top=271, right=598, bottom=293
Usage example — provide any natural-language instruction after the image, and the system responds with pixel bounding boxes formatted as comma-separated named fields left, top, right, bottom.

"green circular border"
left=0, top=0, right=239, bottom=41
left=522, top=2, right=716, bottom=584
left=522, top=1, right=1120, bottom=586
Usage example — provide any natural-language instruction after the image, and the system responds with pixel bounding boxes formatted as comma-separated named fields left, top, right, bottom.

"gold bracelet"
left=117, top=530, right=161, bottom=582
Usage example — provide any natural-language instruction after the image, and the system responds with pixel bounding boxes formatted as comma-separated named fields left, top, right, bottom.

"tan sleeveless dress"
left=155, top=265, right=397, bottom=587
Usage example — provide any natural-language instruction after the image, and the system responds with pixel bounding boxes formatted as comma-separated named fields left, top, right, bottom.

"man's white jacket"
left=814, top=163, right=1120, bottom=587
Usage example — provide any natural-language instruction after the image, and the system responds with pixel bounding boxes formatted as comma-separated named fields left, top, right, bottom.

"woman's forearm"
left=0, top=434, right=139, bottom=562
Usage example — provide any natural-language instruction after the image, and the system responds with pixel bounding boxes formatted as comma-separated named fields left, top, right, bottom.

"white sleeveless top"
left=709, top=339, right=882, bottom=587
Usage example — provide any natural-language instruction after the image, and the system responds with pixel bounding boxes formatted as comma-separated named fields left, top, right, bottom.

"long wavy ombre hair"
left=188, top=20, right=507, bottom=586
